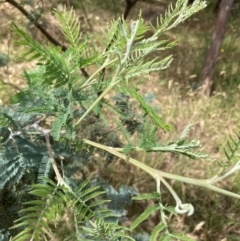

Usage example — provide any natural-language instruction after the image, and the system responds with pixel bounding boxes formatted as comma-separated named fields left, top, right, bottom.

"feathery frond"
left=54, top=7, right=82, bottom=49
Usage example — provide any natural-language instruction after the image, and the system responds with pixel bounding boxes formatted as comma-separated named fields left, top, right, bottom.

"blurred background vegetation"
left=0, top=0, right=240, bottom=240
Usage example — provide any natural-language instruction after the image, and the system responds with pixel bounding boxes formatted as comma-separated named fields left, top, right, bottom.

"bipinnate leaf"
left=130, top=204, right=160, bottom=230
left=126, top=88, right=172, bottom=131
left=54, top=7, right=81, bottom=49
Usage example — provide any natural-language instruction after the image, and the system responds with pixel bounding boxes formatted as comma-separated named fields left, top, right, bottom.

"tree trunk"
left=198, top=0, right=234, bottom=96
left=123, top=0, right=139, bottom=19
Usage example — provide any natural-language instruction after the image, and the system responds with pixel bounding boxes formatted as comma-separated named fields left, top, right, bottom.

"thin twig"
left=0, top=79, right=22, bottom=91
left=79, top=1, right=93, bottom=32
left=28, top=123, right=70, bottom=188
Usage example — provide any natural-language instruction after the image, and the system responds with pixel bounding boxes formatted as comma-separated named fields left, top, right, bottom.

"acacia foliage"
left=3, top=1, right=240, bottom=240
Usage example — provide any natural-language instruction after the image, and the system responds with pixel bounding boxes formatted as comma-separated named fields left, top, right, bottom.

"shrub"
left=1, top=1, right=240, bottom=240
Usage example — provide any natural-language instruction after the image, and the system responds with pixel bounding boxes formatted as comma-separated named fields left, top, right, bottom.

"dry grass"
left=0, top=0, right=240, bottom=240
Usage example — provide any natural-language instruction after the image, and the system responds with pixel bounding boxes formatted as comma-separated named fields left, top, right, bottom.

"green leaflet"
left=126, top=88, right=172, bottom=131
left=150, top=223, right=166, bottom=241
left=123, top=56, right=173, bottom=83
left=51, top=112, right=68, bottom=140
left=113, top=118, right=132, bottom=144
left=130, top=204, right=161, bottom=230
left=132, top=192, right=160, bottom=201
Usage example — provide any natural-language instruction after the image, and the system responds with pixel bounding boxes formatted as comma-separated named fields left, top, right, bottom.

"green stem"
left=84, top=139, right=156, bottom=178
left=78, top=58, right=118, bottom=89
left=74, top=84, right=114, bottom=128
left=83, top=139, right=240, bottom=199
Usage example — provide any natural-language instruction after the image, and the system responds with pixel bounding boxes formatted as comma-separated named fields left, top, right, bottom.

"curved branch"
left=83, top=139, right=240, bottom=200
left=0, top=79, right=21, bottom=91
